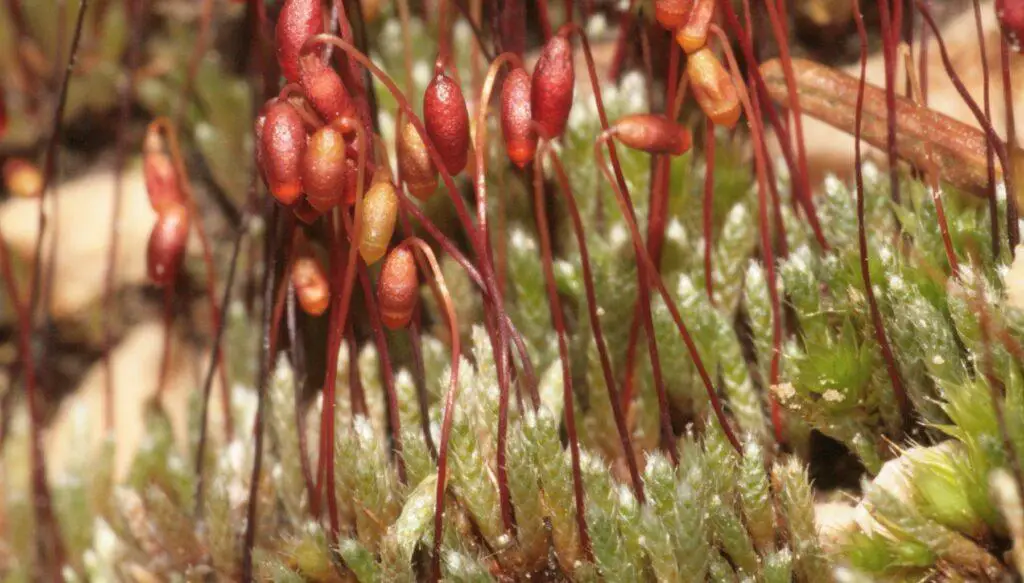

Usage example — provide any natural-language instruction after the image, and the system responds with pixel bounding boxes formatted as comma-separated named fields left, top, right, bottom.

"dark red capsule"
left=998, top=0, right=1024, bottom=52
left=500, top=68, right=537, bottom=168
left=378, top=246, right=418, bottom=329
left=531, top=33, right=575, bottom=139
left=299, top=57, right=356, bottom=122
left=276, top=0, right=324, bottom=84
left=302, top=126, right=347, bottom=212
left=147, top=203, right=190, bottom=286
left=423, top=70, right=471, bottom=175
left=261, top=101, right=308, bottom=205
left=612, top=114, right=692, bottom=156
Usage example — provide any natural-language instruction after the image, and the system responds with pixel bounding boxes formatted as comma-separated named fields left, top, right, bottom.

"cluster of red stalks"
left=1, top=0, right=1023, bottom=580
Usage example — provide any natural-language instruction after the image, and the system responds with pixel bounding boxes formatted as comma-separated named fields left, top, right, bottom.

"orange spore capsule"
left=675, top=0, right=715, bottom=53
left=147, top=203, right=190, bottom=286
left=299, top=57, right=356, bottom=122
left=262, top=101, right=308, bottom=205
left=500, top=68, right=537, bottom=168
left=378, top=246, right=417, bottom=329
left=531, top=33, right=575, bottom=139
left=397, top=121, right=438, bottom=200
left=142, top=129, right=185, bottom=213
left=3, top=158, right=43, bottom=199
left=275, top=0, right=324, bottom=84
left=655, top=0, right=694, bottom=30
left=359, top=179, right=399, bottom=265
left=423, top=70, right=471, bottom=175
left=302, top=126, right=347, bottom=212
left=687, top=48, right=742, bottom=129
left=612, top=114, right=692, bottom=156
left=291, top=254, right=330, bottom=316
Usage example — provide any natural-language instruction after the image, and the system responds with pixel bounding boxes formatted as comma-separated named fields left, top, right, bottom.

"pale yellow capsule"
left=358, top=179, right=398, bottom=265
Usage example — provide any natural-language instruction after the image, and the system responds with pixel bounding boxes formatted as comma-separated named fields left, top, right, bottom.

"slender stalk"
left=538, top=139, right=645, bottom=501
left=762, top=0, right=816, bottom=234
left=716, top=0, right=830, bottom=250
left=877, top=0, right=902, bottom=210
left=313, top=118, right=367, bottom=535
left=852, top=0, right=912, bottom=432
left=1001, top=33, right=1021, bottom=253
left=532, top=144, right=593, bottom=561
left=0, top=227, right=66, bottom=580
left=241, top=200, right=279, bottom=583
left=30, top=0, right=88, bottom=353
left=302, top=36, right=530, bottom=534
left=382, top=239, right=460, bottom=583
left=347, top=219, right=407, bottom=483
left=596, top=129, right=741, bottom=455
left=703, top=118, right=716, bottom=305
left=559, top=23, right=676, bottom=461
left=150, top=117, right=233, bottom=436
left=971, top=0, right=1000, bottom=259
left=900, top=48, right=959, bottom=277
left=915, top=0, right=1019, bottom=252
left=102, top=0, right=143, bottom=433
left=194, top=214, right=249, bottom=517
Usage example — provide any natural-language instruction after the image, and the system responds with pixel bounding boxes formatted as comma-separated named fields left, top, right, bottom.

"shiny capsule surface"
left=261, top=102, right=308, bottom=205
left=687, top=48, right=741, bottom=129
left=275, top=0, right=323, bottom=83
left=423, top=71, right=471, bottom=175
left=358, top=180, right=398, bottom=265
left=397, top=121, right=438, bottom=199
left=300, top=58, right=355, bottom=122
left=147, top=203, right=190, bottom=286
left=530, top=34, right=575, bottom=139
left=302, top=126, right=347, bottom=211
left=377, top=246, right=417, bottom=329
left=613, top=114, right=692, bottom=156
left=500, top=68, right=537, bottom=168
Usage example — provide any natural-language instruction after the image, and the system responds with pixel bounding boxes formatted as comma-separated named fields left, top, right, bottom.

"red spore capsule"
left=302, top=126, right=347, bottom=212
left=612, top=114, right=692, bottom=156
left=299, top=57, right=356, bottom=122
left=143, top=129, right=185, bottom=213
left=423, top=70, right=471, bottom=175
left=275, top=0, right=324, bottom=84
left=655, top=0, right=694, bottom=30
left=261, top=101, right=308, bottom=205
left=998, top=0, right=1024, bottom=52
left=531, top=33, right=575, bottom=139
left=378, top=246, right=418, bottom=329
left=397, top=121, right=438, bottom=200
left=147, top=203, right=190, bottom=286
left=500, top=68, right=537, bottom=168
